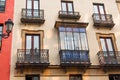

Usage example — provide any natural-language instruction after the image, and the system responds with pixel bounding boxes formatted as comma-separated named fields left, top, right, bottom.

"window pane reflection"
left=59, top=27, right=88, bottom=50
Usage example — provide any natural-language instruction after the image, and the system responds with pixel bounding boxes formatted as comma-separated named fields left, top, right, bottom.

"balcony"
left=58, top=11, right=80, bottom=19
left=92, top=13, right=115, bottom=29
left=59, top=50, right=91, bottom=67
left=21, top=8, right=45, bottom=24
left=16, top=49, right=49, bottom=69
left=97, top=51, right=120, bottom=68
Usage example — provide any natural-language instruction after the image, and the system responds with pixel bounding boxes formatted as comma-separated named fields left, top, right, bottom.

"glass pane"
left=0, top=26, right=3, bottom=34
left=106, top=38, right=114, bottom=51
left=70, top=76, right=74, bottom=80
left=27, top=0, right=32, bottom=17
left=0, top=0, right=5, bottom=6
left=60, top=32, right=66, bottom=49
left=59, top=27, right=88, bottom=51
left=93, top=5, right=101, bottom=20
left=99, top=5, right=105, bottom=14
left=70, top=76, right=82, bottom=80
left=100, top=38, right=107, bottom=51
left=62, top=2, right=67, bottom=11
left=93, top=5, right=99, bottom=13
left=33, top=77, right=39, bottom=80
left=74, top=33, right=80, bottom=50
left=80, top=33, right=88, bottom=50
left=99, top=5, right=106, bottom=21
left=68, top=3, right=73, bottom=14
left=27, top=0, right=32, bottom=9
left=59, top=27, right=65, bottom=32
left=75, top=76, right=82, bottom=80
left=106, top=38, right=114, bottom=56
left=33, top=0, right=39, bottom=17
left=33, top=35, right=39, bottom=49
left=34, top=0, right=38, bottom=9
left=1, top=0, right=5, bottom=1
left=66, top=32, right=74, bottom=50
left=73, top=28, right=79, bottom=32
left=79, top=28, right=86, bottom=33
left=66, top=28, right=72, bottom=32
left=26, top=35, right=32, bottom=49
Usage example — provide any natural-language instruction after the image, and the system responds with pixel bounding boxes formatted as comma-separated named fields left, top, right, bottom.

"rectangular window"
left=25, top=34, right=40, bottom=49
left=97, top=34, right=118, bottom=63
left=93, top=3, right=106, bottom=21
left=109, top=74, right=120, bottom=80
left=100, top=37, right=114, bottom=52
left=0, top=25, right=3, bottom=50
left=0, top=0, right=6, bottom=12
left=70, top=75, right=82, bottom=80
left=25, top=34, right=40, bottom=62
left=26, top=0, right=39, bottom=17
left=59, top=27, right=88, bottom=50
left=26, top=75, right=39, bottom=80
left=61, top=1, right=74, bottom=14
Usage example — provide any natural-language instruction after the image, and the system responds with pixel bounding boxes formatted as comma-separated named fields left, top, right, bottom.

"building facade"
left=0, top=0, right=14, bottom=80
left=11, top=0, right=120, bottom=80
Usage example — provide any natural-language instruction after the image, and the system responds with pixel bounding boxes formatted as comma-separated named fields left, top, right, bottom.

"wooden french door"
left=100, top=37, right=116, bottom=62
left=93, top=4, right=106, bottom=21
left=26, top=0, right=39, bottom=17
left=26, top=34, right=40, bottom=49
left=25, top=34, right=40, bottom=62
left=61, top=1, right=74, bottom=14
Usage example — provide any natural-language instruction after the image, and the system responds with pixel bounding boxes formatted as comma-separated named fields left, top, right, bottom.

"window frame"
left=26, top=0, right=40, bottom=17
left=25, top=75, right=40, bottom=80
left=22, top=29, right=44, bottom=49
left=96, top=33, right=117, bottom=51
left=0, top=0, right=6, bottom=12
left=55, top=21, right=89, bottom=51
left=109, top=74, right=120, bottom=80
left=93, top=3, right=107, bottom=21
left=58, top=27, right=88, bottom=50
left=25, top=34, right=40, bottom=49
left=61, top=1, right=74, bottom=13
left=26, top=0, right=40, bottom=9
left=69, top=74, right=82, bottom=80
left=93, top=3, right=106, bottom=14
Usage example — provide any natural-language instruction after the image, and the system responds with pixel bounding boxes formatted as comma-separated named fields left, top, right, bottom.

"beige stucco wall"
left=10, top=0, right=120, bottom=80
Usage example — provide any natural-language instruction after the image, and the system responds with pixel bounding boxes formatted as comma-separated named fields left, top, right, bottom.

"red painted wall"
left=0, top=0, right=14, bottom=80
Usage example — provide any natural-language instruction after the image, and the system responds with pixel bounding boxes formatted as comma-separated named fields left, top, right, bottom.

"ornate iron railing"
left=17, top=49, right=49, bottom=63
left=59, top=11, right=79, bottom=15
left=21, top=8, right=44, bottom=19
left=97, top=51, right=120, bottom=65
left=59, top=11, right=80, bottom=19
left=59, top=50, right=90, bottom=64
left=92, top=13, right=114, bottom=24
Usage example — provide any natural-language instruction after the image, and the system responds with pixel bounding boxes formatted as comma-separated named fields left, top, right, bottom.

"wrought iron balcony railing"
left=59, top=11, right=80, bottom=19
left=16, top=49, right=49, bottom=64
left=92, top=13, right=115, bottom=28
left=59, top=50, right=90, bottom=67
left=21, top=8, right=45, bottom=23
left=97, top=51, right=120, bottom=66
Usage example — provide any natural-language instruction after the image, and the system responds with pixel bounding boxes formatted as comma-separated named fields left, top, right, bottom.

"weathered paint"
left=0, top=0, right=14, bottom=80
